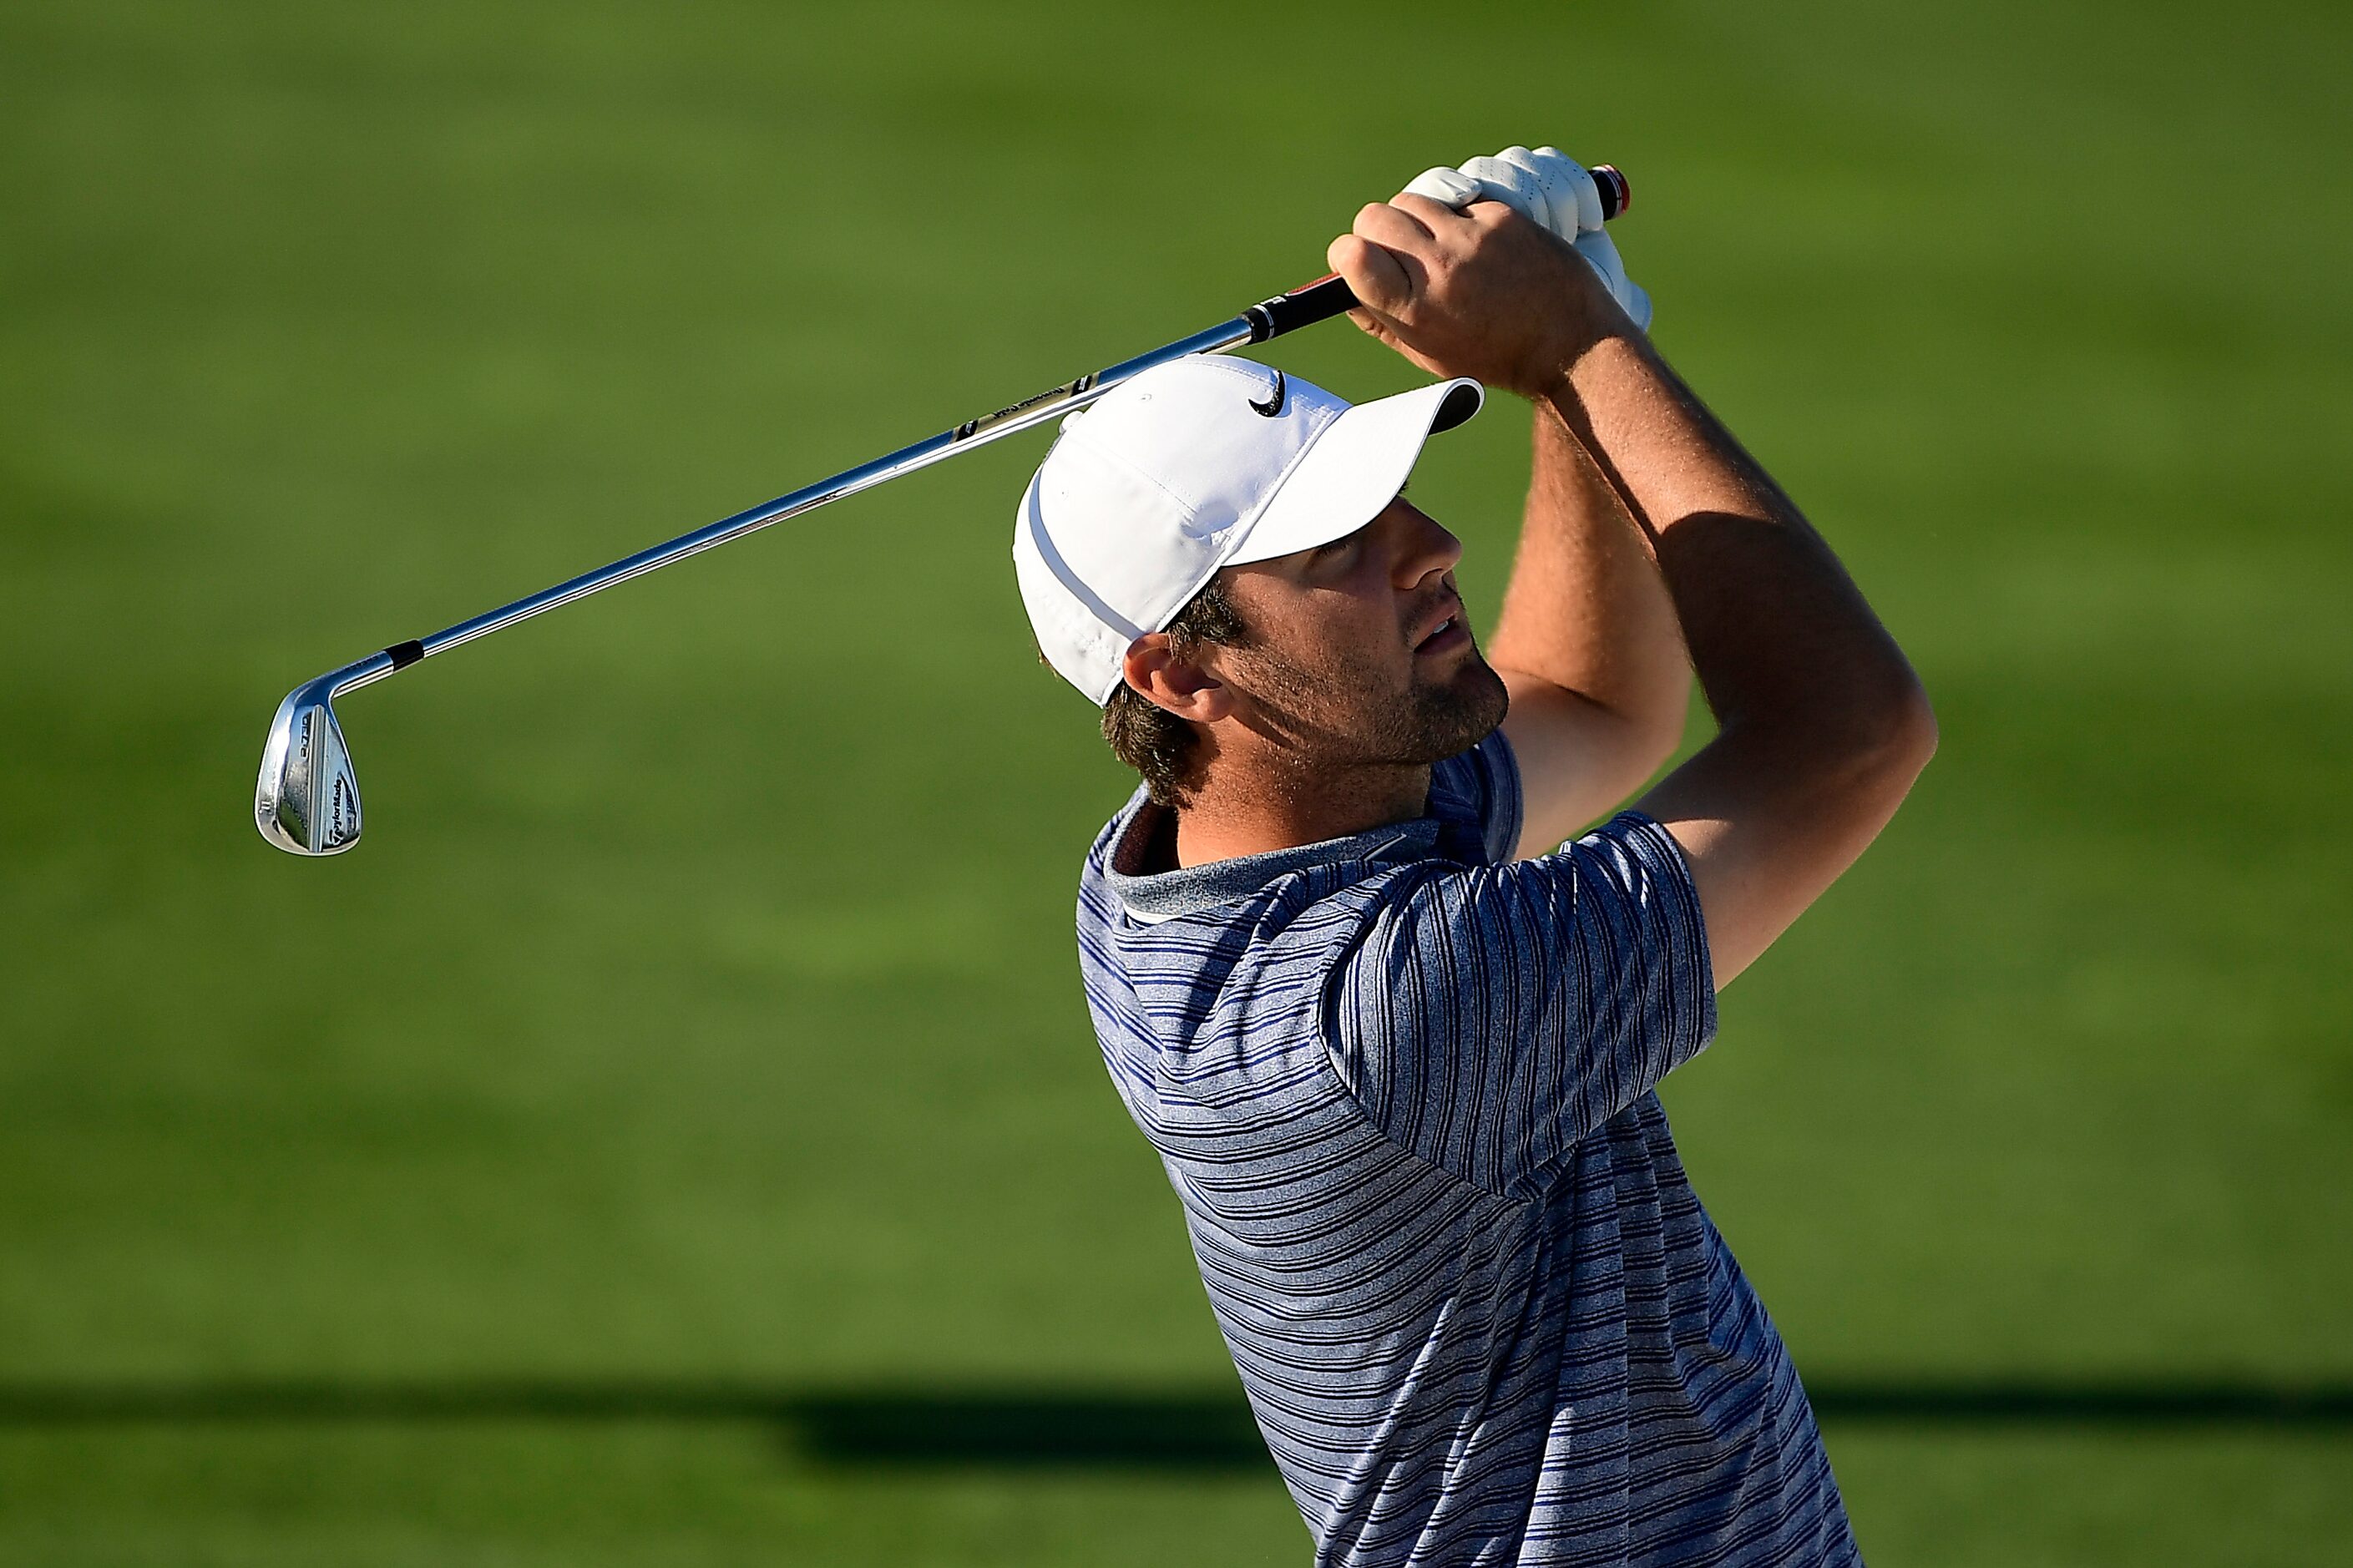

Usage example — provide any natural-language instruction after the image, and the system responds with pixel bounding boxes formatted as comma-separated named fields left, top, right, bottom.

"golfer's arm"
left=1546, top=336, right=1936, bottom=989
left=1491, top=403, right=1692, bottom=857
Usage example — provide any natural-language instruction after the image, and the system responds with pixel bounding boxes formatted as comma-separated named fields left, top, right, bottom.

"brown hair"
left=1098, top=574, right=1245, bottom=807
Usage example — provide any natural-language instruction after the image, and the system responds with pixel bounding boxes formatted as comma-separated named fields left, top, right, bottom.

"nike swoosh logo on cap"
left=1248, top=370, right=1287, bottom=417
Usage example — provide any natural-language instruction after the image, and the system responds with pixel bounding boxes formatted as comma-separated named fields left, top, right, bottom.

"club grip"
left=1245, top=275, right=1359, bottom=341
left=1246, top=162, right=1632, bottom=344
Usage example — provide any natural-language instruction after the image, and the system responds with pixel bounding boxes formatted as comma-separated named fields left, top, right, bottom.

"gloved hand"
left=1405, top=145, right=1652, bottom=331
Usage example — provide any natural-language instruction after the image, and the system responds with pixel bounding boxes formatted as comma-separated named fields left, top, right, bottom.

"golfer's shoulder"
left=1438, top=727, right=1703, bottom=908
left=1344, top=810, right=1708, bottom=991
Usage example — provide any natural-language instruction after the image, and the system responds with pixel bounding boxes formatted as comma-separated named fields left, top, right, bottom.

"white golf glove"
left=1405, top=145, right=1652, bottom=331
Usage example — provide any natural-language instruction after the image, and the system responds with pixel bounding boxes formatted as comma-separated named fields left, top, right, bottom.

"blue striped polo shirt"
left=1075, top=730, right=1859, bottom=1566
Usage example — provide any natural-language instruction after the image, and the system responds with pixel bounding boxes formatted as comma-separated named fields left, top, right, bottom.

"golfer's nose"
left=1392, top=505, right=1463, bottom=589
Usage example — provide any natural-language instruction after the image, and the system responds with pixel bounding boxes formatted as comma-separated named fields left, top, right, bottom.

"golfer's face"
left=1215, top=493, right=1507, bottom=766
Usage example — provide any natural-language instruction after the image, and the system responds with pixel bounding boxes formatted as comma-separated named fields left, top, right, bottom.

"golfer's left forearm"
left=1487, top=402, right=1688, bottom=751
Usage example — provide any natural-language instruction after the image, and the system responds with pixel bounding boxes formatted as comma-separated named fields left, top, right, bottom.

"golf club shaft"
left=309, top=167, right=1630, bottom=706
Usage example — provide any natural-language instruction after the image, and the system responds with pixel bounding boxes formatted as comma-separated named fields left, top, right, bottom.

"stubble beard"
left=1245, top=644, right=1510, bottom=772
left=1370, top=658, right=1511, bottom=766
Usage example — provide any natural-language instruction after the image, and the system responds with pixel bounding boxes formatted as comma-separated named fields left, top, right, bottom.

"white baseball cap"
left=1014, top=356, right=1483, bottom=705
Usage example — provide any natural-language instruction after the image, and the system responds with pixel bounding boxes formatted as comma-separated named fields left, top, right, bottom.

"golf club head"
left=256, top=675, right=363, bottom=855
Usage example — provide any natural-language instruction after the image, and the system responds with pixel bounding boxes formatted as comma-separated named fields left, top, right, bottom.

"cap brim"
left=1222, top=377, right=1483, bottom=568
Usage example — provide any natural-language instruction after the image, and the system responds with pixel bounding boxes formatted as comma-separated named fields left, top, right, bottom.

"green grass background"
left=4, top=0, right=2350, bottom=1560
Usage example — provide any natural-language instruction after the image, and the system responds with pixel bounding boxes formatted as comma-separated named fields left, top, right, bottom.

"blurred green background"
left=4, top=0, right=2350, bottom=1561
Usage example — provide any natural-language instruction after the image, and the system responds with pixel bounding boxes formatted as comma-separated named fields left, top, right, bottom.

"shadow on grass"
left=0, top=1381, right=2345, bottom=1468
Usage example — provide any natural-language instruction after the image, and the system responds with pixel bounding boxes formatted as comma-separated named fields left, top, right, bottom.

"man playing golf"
left=1013, top=145, right=1935, bottom=1566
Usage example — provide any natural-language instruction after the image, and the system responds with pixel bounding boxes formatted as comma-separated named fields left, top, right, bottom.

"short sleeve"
left=1323, top=812, right=1717, bottom=1198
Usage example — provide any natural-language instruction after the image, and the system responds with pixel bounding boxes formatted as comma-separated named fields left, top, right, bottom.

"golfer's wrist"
left=1504, top=280, right=1633, bottom=399
left=1519, top=318, right=1636, bottom=401
left=1547, top=326, right=1665, bottom=404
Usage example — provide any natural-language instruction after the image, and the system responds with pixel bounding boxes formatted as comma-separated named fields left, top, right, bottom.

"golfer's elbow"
left=1762, top=665, right=1936, bottom=822
left=1840, top=670, right=1937, bottom=814
left=1890, top=676, right=1939, bottom=775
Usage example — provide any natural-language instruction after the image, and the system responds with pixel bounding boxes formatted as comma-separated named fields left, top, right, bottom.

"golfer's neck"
left=1173, top=760, right=1433, bottom=868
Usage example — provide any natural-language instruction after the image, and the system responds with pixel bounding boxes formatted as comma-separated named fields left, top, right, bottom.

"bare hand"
left=1327, top=194, right=1632, bottom=399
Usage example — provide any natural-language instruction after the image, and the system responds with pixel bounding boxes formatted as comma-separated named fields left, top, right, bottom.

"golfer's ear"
left=1123, top=634, right=1232, bottom=722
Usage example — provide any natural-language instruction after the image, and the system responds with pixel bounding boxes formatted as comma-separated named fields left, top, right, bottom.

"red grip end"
left=1591, top=164, right=1632, bottom=220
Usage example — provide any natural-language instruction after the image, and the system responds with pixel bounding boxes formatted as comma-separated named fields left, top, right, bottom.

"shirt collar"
left=1104, top=799, right=1442, bottom=924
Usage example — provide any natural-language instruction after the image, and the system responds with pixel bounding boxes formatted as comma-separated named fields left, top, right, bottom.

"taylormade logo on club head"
left=1249, top=370, right=1287, bottom=417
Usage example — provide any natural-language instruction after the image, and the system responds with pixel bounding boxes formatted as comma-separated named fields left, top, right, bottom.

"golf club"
left=254, top=166, right=1632, bottom=855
